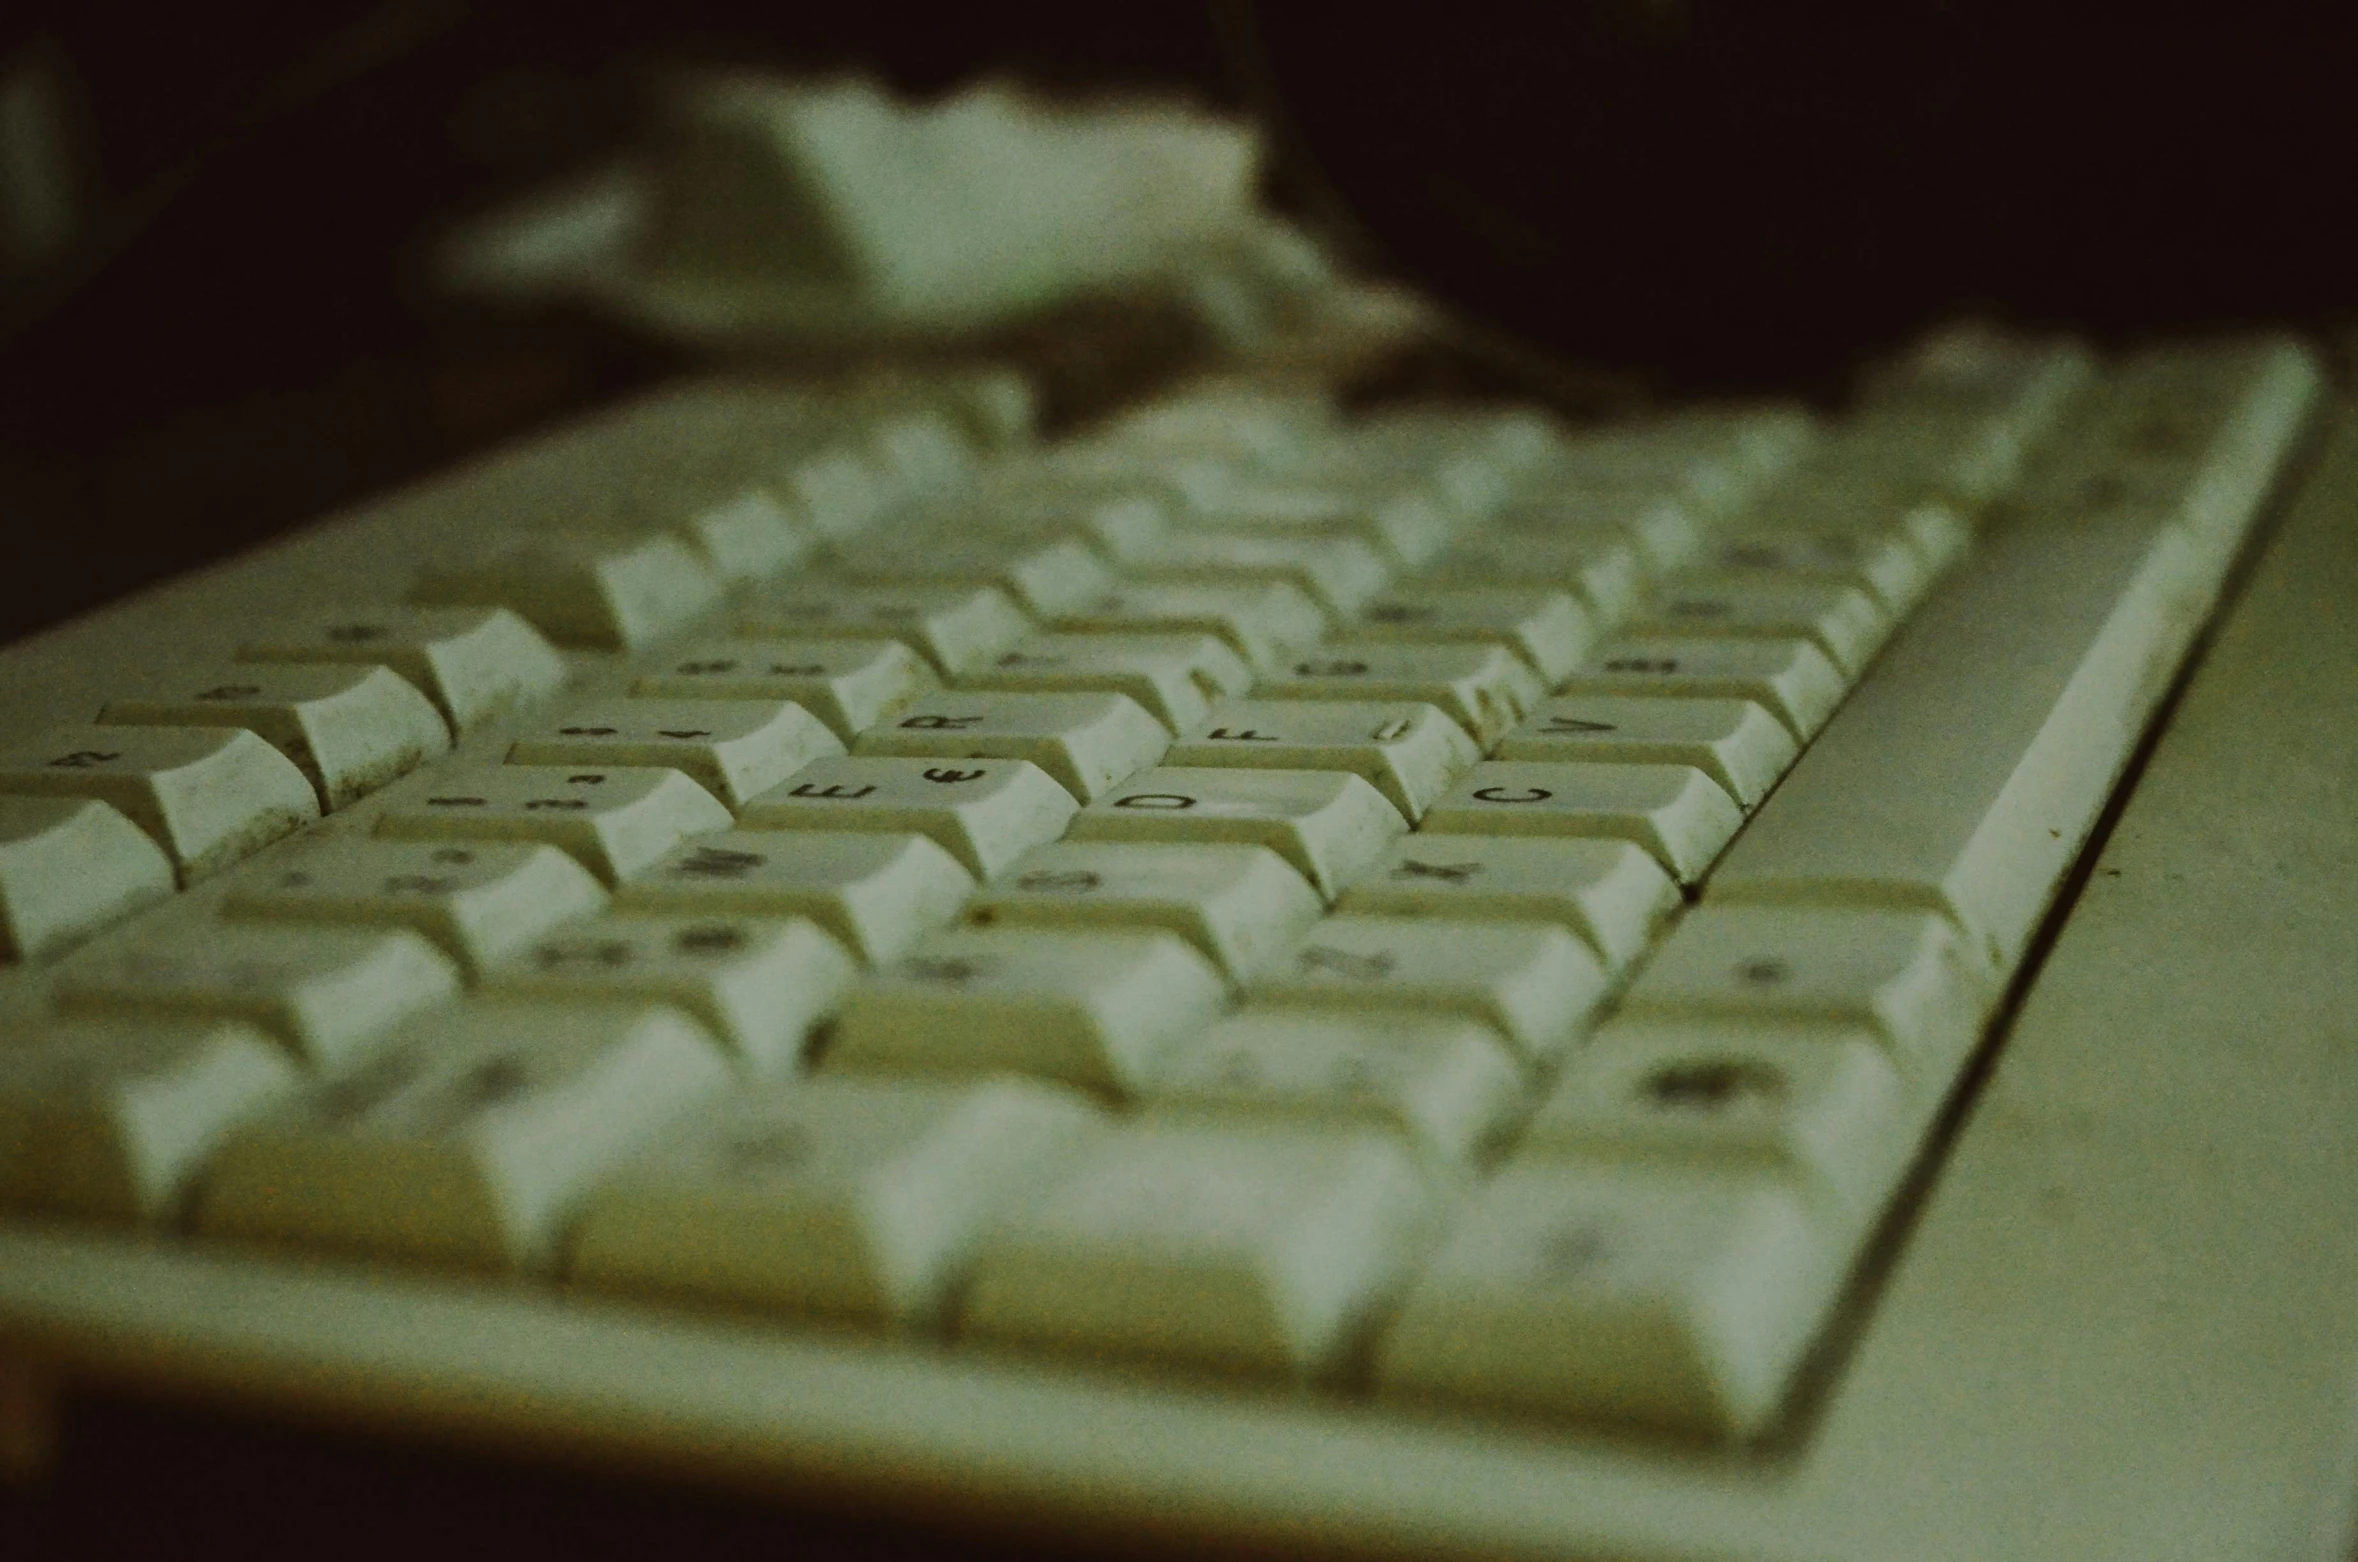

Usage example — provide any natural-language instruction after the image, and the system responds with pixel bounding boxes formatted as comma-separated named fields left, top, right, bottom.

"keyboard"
left=1, top=322, right=2352, bottom=1562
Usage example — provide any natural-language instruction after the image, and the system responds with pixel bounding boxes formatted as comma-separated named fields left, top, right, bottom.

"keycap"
left=0, top=1018, right=299, bottom=1223
left=222, top=838, right=607, bottom=977
left=508, top=698, right=843, bottom=810
left=631, top=638, right=935, bottom=744
left=1556, top=637, right=1847, bottom=741
left=1048, top=582, right=1326, bottom=675
left=412, top=531, right=723, bottom=651
left=0, top=798, right=174, bottom=962
left=1695, top=525, right=1934, bottom=616
left=618, top=830, right=972, bottom=965
left=669, top=489, right=820, bottom=581
left=97, top=663, right=450, bottom=813
left=1421, top=761, right=1743, bottom=884
left=1167, top=700, right=1477, bottom=823
left=1496, top=696, right=1799, bottom=809
left=240, top=605, right=568, bottom=734
left=1427, top=531, right=1647, bottom=625
left=853, top=690, right=1170, bottom=804
left=375, top=764, right=732, bottom=885
left=954, top=633, right=1254, bottom=735
left=480, top=912, right=854, bottom=1078
left=951, top=481, right=1172, bottom=561
left=1252, top=642, right=1544, bottom=749
left=1375, top=1160, right=1840, bottom=1437
left=1523, top=1021, right=1917, bottom=1231
left=569, top=1076, right=1103, bottom=1328
left=0, top=724, right=318, bottom=883
left=1705, top=506, right=2212, bottom=975
left=53, top=921, right=461, bottom=1074
left=1486, top=489, right=1702, bottom=577
left=1144, top=1009, right=1524, bottom=1173
left=196, top=999, right=730, bottom=1272
left=1348, top=586, right=1593, bottom=683
left=969, top=841, right=1321, bottom=980
left=962, top=1120, right=1439, bottom=1380
left=1625, top=576, right=1891, bottom=677
left=829, top=927, right=1226, bottom=1097
left=1068, top=768, right=1406, bottom=901
left=1253, top=914, right=1607, bottom=1064
left=1339, top=834, right=1678, bottom=975
left=1125, top=531, right=1392, bottom=616
left=1617, top=906, right=1991, bottom=1086
left=832, top=533, right=1113, bottom=616
left=737, top=583, right=1030, bottom=677
left=738, top=757, right=1075, bottom=880
left=1192, top=480, right=1459, bottom=569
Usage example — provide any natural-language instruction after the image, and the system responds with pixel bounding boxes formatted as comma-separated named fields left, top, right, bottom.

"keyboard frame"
left=4, top=394, right=2357, bottom=1562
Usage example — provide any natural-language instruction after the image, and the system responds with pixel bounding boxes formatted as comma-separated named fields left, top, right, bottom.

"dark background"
left=3, top=4, right=2354, bottom=1554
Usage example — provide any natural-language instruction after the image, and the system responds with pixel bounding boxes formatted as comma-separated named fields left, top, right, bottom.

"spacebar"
left=1704, top=508, right=2213, bottom=979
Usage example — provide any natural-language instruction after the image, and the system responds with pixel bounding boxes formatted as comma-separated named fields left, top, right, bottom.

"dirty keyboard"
left=0, top=326, right=2325, bottom=1491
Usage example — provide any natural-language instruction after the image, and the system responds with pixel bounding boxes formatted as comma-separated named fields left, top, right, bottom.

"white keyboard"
left=1, top=325, right=2350, bottom=1561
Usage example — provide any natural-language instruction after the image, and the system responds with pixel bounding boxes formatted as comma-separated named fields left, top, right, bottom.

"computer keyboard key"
left=670, top=490, right=820, bottom=582
left=1125, top=531, right=1393, bottom=617
left=98, top=663, right=450, bottom=814
left=196, top=999, right=729, bottom=1272
left=54, top=922, right=461, bottom=1075
left=1144, top=1009, right=1524, bottom=1173
left=1427, top=531, right=1647, bottom=625
left=962, top=1120, right=1439, bottom=1380
left=1558, top=637, right=1847, bottom=741
left=631, top=638, right=934, bottom=744
left=1252, top=642, right=1544, bottom=749
left=952, top=633, right=1253, bottom=736
left=1069, top=768, right=1406, bottom=901
left=1253, top=914, right=1607, bottom=1065
left=1620, top=906, right=1991, bottom=1086
left=1705, top=509, right=2209, bottom=975
left=1348, top=586, right=1594, bottom=683
left=1339, top=834, right=1678, bottom=975
left=1496, top=696, right=1798, bottom=809
left=736, top=583, right=1031, bottom=678
left=829, top=927, right=1225, bottom=1097
left=0, top=725, right=318, bottom=883
left=375, top=765, right=732, bottom=885
left=853, top=691, right=1170, bottom=804
left=831, top=534, right=1114, bottom=617
left=738, top=757, right=1076, bottom=881
left=1167, top=699, right=1477, bottom=823
left=1696, top=526, right=1934, bottom=616
left=1375, top=1161, right=1840, bottom=1438
left=0, top=798, right=174, bottom=961
left=412, top=531, right=723, bottom=651
left=1487, top=490, right=1702, bottom=577
left=239, top=605, right=568, bottom=734
left=1190, top=480, right=1459, bottom=570
left=0, top=1018, right=299, bottom=1223
left=508, top=698, right=843, bottom=811
left=1626, top=576, right=1891, bottom=678
left=1421, top=761, right=1743, bottom=884
left=618, top=830, right=972, bottom=965
left=969, top=841, right=1320, bottom=980
left=222, top=839, right=606, bottom=977
left=480, top=912, right=853, bottom=1077
left=1048, top=582, right=1327, bottom=676
left=1523, top=1021, right=1917, bottom=1231
left=569, top=1075, right=1103, bottom=1329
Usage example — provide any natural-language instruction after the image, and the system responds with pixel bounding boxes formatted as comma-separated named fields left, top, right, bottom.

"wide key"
left=222, top=838, right=606, bottom=976
left=569, top=1075, right=1103, bottom=1329
left=0, top=724, right=317, bottom=883
left=375, top=764, right=731, bottom=884
left=196, top=999, right=730, bottom=1272
left=618, top=830, right=973, bottom=965
left=240, top=605, right=568, bottom=734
